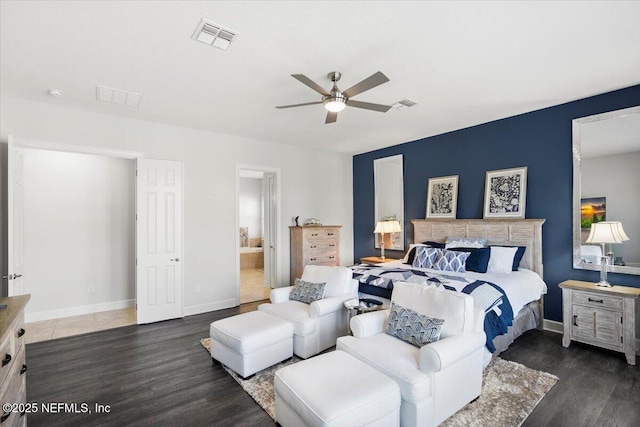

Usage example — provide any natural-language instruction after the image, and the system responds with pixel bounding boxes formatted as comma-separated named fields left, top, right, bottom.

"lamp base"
left=595, top=280, right=612, bottom=287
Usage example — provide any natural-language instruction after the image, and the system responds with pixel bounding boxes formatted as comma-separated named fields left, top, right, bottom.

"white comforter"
left=367, top=260, right=547, bottom=315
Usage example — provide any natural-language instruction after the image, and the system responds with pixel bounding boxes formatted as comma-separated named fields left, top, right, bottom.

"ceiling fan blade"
left=325, top=111, right=338, bottom=124
left=347, top=100, right=392, bottom=113
left=275, top=101, right=323, bottom=109
left=291, top=74, right=331, bottom=96
left=342, top=72, right=389, bottom=98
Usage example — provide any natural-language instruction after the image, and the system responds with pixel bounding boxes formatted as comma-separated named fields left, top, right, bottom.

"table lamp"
left=374, top=220, right=401, bottom=259
left=585, top=221, right=630, bottom=287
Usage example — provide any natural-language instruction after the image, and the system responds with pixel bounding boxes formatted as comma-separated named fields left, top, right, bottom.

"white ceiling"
left=2, top=1, right=639, bottom=154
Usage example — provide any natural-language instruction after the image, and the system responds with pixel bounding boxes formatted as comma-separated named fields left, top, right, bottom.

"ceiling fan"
left=276, top=71, right=392, bottom=124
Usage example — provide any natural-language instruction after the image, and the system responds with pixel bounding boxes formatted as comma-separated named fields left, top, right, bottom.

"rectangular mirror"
left=374, top=154, right=404, bottom=250
left=573, top=105, right=640, bottom=275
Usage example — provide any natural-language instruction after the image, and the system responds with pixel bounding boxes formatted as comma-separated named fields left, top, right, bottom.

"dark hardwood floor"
left=25, top=304, right=639, bottom=427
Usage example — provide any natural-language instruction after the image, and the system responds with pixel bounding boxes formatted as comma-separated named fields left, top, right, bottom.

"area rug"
left=201, top=338, right=558, bottom=426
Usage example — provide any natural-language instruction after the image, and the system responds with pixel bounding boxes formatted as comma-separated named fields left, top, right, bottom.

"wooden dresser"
left=289, top=226, right=341, bottom=285
left=559, top=280, right=639, bottom=365
left=0, top=295, right=30, bottom=426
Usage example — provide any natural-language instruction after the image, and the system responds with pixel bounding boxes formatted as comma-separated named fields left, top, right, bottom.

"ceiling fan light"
left=324, top=98, right=346, bottom=113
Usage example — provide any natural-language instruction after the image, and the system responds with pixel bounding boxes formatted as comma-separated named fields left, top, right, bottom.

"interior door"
left=136, top=159, right=183, bottom=324
left=6, top=136, right=25, bottom=296
left=262, top=172, right=277, bottom=287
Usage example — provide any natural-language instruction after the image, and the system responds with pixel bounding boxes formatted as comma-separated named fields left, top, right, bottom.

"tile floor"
left=240, top=268, right=271, bottom=304
left=25, top=307, right=136, bottom=344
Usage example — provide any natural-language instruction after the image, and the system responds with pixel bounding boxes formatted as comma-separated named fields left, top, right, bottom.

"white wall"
left=239, top=177, right=263, bottom=241
left=0, top=96, right=354, bottom=316
left=23, top=149, right=135, bottom=319
left=582, top=151, right=640, bottom=263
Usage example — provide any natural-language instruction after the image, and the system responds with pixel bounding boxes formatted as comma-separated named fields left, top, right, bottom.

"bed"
left=353, top=218, right=546, bottom=366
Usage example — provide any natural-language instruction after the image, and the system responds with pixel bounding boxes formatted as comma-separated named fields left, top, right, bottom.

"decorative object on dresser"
left=584, top=221, right=630, bottom=287
left=374, top=220, right=401, bottom=260
left=360, top=256, right=398, bottom=264
left=289, top=225, right=341, bottom=286
left=559, top=280, right=640, bottom=365
left=0, top=295, right=30, bottom=426
left=483, top=167, right=527, bottom=218
left=426, top=175, right=459, bottom=219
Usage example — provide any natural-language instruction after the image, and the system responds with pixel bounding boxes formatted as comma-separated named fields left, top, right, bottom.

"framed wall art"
left=426, top=175, right=459, bottom=218
left=484, top=167, right=527, bottom=218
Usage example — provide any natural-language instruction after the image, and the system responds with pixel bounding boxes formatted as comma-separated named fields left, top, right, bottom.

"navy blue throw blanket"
left=351, top=264, right=514, bottom=352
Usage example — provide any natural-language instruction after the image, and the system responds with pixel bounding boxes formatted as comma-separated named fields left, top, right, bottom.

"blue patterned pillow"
left=290, top=279, right=326, bottom=304
left=412, top=247, right=441, bottom=269
left=385, top=301, right=445, bottom=347
left=434, top=249, right=470, bottom=273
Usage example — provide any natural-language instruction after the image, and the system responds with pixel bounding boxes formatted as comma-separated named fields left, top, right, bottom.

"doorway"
left=236, top=166, right=280, bottom=304
left=6, top=137, right=184, bottom=328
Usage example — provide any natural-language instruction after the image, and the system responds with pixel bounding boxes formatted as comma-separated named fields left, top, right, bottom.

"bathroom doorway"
left=237, top=167, right=278, bottom=303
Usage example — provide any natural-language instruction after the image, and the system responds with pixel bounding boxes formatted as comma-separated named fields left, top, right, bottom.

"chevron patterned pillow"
left=290, top=279, right=326, bottom=304
left=385, top=301, right=445, bottom=347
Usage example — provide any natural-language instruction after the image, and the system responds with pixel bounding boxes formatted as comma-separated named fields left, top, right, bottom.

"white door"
left=263, top=172, right=277, bottom=287
left=5, top=136, right=26, bottom=296
left=136, top=159, right=183, bottom=324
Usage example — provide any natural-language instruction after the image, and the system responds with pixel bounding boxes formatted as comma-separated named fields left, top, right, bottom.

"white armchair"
left=337, top=282, right=486, bottom=427
left=258, top=265, right=358, bottom=359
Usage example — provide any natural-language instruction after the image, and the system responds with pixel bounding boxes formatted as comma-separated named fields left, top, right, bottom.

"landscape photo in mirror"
left=581, top=197, right=606, bottom=229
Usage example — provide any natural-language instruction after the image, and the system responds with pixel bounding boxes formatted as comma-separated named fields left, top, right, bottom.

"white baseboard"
left=543, top=319, right=563, bottom=334
left=26, top=299, right=135, bottom=323
left=183, top=298, right=237, bottom=317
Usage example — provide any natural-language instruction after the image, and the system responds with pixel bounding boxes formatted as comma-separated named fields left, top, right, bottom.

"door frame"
left=235, top=164, right=282, bottom=305
left=6, top=136, right=143, bottom=306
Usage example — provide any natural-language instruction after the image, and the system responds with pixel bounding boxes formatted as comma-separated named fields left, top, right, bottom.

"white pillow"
left=445, top=237, right=487, bottom=249
left=402, top=243, right=428, bottom=263
left=487, top=246, right=518, bottom=274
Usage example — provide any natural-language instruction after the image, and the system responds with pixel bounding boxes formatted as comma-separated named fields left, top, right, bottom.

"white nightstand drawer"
left=572, top=290, right=623, bottom=311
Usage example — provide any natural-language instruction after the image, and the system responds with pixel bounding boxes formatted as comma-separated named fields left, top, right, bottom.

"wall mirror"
left=573, top=105, right=640, bottom=274
left=374, top=154, right=405, bottom=250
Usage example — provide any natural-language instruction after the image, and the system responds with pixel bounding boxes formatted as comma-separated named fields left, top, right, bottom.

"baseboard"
left=26, top=299, right=135, bottom=323
left=543, top=319, right=563, bottom=334
left=183, top=299, right=237, bottom=317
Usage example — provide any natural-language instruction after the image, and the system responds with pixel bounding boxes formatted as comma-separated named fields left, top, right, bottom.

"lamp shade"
left=585, top=221, right=630, bottom=244
left=374, top=220, right=402, bottom=234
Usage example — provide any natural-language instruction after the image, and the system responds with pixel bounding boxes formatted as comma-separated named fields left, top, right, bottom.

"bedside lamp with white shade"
left=585, top=221, right=630, bottom=287
left=374, top=220, right=402, bottom=260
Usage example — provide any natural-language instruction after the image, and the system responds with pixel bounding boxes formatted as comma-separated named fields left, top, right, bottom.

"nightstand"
left=559, top=280, right=640, bottom=365
left=360, top=256, right=398, bottom=264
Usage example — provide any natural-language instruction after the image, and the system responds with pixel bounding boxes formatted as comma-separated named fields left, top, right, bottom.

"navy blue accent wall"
left=353, top=85, right=640, bottom=322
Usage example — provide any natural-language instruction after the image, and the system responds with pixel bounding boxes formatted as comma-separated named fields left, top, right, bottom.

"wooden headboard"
left=411, top=219, right=546, bottom=278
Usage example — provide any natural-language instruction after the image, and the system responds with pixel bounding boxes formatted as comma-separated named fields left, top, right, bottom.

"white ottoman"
left=274, top=350, right=401, bottom=427
left=210, top=311, right=293, bottom=378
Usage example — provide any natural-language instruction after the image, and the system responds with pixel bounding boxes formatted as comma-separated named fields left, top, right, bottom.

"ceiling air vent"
left=192, top=19, right=238, bottom=50
left=96, top=86, right=142, bottom=108
left=392, top=99, right=417, bottom=110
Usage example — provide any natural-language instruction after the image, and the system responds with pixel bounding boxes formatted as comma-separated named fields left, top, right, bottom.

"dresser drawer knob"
left=310, top=258, right=317, bottom=261
left=573, top=315, right=578, bottom=326
left=18, top=328, right=26, bottom=338
left=588, top=298, right=604, bottom=304
left=1, top=354, right=11, bottom=367
left=20, top=364, right=27, bottom=375
left=0, top=412, right=9, bottom=423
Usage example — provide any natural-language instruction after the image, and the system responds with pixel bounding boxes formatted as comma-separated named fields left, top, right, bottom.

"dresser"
left=0, top=295, right=30, bottom=426
left=559, top=280, right=640, bottom=365
left=289, top=226, right=341, bottom=286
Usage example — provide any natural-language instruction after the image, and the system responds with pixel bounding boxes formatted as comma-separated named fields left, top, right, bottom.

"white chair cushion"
left=391, top=282, right=473, bottom=338
left=209, top=311, right=293, bottom=354
left=301, top=265, right=352, bottom=297
left=258, top=301, right=316, bottom=336
left=337, top=334, right=431, bottom=403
